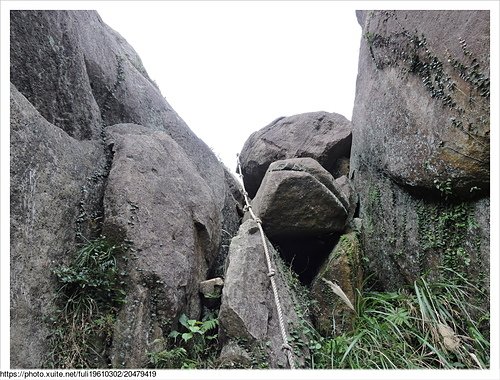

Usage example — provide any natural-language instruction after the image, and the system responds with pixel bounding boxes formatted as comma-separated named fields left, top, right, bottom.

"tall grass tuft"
left=312, top=268, right=489, bottom=369
left=46, top=236, right=127, bottom=368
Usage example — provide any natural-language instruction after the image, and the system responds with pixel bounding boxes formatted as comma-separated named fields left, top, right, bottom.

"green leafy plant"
left=168, top=313, right=218, bottom=344
left=147, top=347, right=191, bottom=369
left=433, top=179, right=453, bottom=198
left=47, top=236, right=127, bottom=368
left=53, top=237, right=127, bottom=310
left=148, top=313, right=219, bottom=369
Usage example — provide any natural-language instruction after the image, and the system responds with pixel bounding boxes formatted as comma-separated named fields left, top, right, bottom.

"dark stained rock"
left=251, top=158, right=348, bottom=239
left=355, top=169, right=490, bottom=292
left=351, top=10, right=490, bottom=292
left=239, top=111, right=352, bottom=198
left=10, top=85, right=105, bottom=368
left=208, top=168, right=244, bottom=279
left=352, top=10, right=489, bottom=197
left=10, top=11, right=103, bottom=140
left=218, top=220, right=309, bottom=368
left=310, top=232, right=362, bottom=336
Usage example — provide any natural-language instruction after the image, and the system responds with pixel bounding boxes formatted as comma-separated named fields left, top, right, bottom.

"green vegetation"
left=310, top=269, right=489, bottom=369
left=416, top=200, right=482, bottom=283
left=46, top=236, right=127, bottom=368
left=147, top=312, right=219, bottom=369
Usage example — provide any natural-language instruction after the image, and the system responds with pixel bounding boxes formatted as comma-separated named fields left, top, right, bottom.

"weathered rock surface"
left=239, top=111, right=352, bottom=198
left=334, top=175, right=357, bottom=223
left=252, top=158, right=348, bottom=239
left=10, top=10, right=242, bottom=369
left=10, top=85, right=105, bottom=368
left=10, top=10, right=226, bottom=210
left=310, top=232, right=362, bottom=336
left=101, top=123, right=223, bottom=367
left=355, top=170, right=490, bottom=291
left=351, top=10, right=490, bottom=291
left=352, top=10, right=489, bottom=197
left=218, top=220, right=309, bottom=368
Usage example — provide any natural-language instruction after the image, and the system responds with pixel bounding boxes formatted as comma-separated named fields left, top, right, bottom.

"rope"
left=236, top=154, right=296, bottom=369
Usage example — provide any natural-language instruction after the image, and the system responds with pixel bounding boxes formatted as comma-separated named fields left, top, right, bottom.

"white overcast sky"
left=96, top=2, right=362, bottom=171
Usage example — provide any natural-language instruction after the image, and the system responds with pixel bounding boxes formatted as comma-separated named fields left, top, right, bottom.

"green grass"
left=311, top=268, right=489, bottom=369
left=46, top=236, right=127, bottom=368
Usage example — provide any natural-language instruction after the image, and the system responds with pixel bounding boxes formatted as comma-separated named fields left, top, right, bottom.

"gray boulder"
left=218, top=220, right=309, bottom=368
left=352, top=10, right=489, bottom=196
left=351, top=10, right=490, bottom=292
left=239, top=111, right=352, bottom=198
left=102, top=124, right=222, bottom=367
left=252, top=158, right=348, bottom=239
left=10, top=10, right=243, bottom=369
left=335, top=175, right=357, bottom=222
left=10, top=85, right=105, bottom=368
left=310, top=232, right=362, bottom=336
left=10, top=10, right=226, bottom=206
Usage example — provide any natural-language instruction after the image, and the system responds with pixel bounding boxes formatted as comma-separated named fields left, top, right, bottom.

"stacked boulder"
left=239, top=111, right=352, bottom=198
left=218, top=111, right=362, bottom=367
left=251, top=157, right=349, bottom=239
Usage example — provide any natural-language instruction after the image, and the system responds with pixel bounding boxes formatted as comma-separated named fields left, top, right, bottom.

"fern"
left=148, top=347, right=188, bottom=368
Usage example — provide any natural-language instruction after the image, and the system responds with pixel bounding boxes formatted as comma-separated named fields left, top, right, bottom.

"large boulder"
left=10, top=10, right=242, bottom=368
left=102, top=124, right=222, bottom=367
left=239, top=111, right=352, bottom=198
left=251, top=157, right=348, bottom=239
left=352, top=10, right=489, bottom=197
left=350, top=10, right=490, bottom=292
left=10, top=10, right=226, bottom=206
left=218, top=220, right=309, bottom=368
left=10, top=85, right=105, bottom=368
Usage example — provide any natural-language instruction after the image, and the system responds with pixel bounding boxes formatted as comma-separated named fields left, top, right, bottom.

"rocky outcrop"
left=10, top=85, right=106, bottom=368
left=351, top=10, right=490, bottom=290
left=310, top=232, right=362, bottom=336
left=218, top=220, right=309, bottom=368
left=101, top=123, right=223, bottom=367
left=239, top=111, right=352, bottom=198
left=251, top=158, right=348, bottom=239
left=10, top=10, right=242, bottom=368
left=10, top=10, right=226, bottom=201
left=10, top=8, right=490, bottom=371
left=352, top=10, right=489, bottom=197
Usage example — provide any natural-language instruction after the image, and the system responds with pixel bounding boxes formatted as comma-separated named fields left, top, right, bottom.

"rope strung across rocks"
left=236, top=154, right=296, bottom=369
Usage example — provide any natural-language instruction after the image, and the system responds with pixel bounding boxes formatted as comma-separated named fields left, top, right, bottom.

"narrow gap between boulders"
left=272, top=234, right=340, bottom=285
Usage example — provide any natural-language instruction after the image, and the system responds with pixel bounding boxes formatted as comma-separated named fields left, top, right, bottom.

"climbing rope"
left=236, top=154, right=296, bottom=369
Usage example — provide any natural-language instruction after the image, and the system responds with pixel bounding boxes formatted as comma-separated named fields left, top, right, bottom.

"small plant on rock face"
left=147, top=346, right=190, bottom=369
left=53, top=237, right=127, bottom=311
left=168, top=313, right=218, bottom=346
left=47, top=236, right=127, bottom=369
left=434, top=178, right=453, bottom=199
left=148, top=313, right=219, bottom=369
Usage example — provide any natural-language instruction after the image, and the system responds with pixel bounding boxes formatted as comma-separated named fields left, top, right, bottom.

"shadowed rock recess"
left=10, top=9, right=489, bottom=370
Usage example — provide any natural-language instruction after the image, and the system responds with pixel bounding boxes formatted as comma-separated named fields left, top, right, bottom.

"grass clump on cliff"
left=311, top=268, right=489, bottom=369
left=46, top=236, right=127, bottom=368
